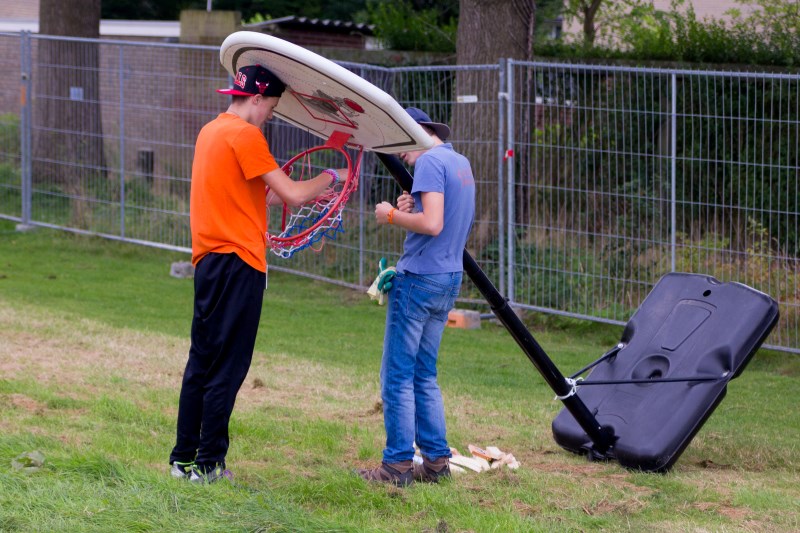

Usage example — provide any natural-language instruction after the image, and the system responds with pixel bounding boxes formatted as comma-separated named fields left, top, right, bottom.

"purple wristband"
left=322, top=168, right=340, bottom=186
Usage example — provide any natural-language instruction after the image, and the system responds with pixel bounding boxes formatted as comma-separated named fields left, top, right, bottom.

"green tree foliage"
left=561, top=0, right=649, bottom=47
left=102, top=0, right=196, bottom=19
left=534, top=0, right=568, bottom=41
left=367, top=0, right=457, bottom=53
left=403, top=0, right=459, bottom=25
left=726, top=0, right=800, bottom=59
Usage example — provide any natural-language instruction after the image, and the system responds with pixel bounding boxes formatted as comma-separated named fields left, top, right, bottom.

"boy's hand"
left=397, top=191, right=415, bottom=213
left=375, top=201, right=394, bottom=224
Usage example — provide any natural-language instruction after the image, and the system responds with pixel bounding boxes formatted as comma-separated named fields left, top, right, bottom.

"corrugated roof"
left=243, top=15, right=374, bottom=35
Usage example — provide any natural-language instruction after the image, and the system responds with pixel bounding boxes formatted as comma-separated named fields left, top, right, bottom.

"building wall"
left=0, top=0, right=39, bottom=20
left=659, top=0, right=759, bottom=19
left=562, top=0, right=762, bottom=42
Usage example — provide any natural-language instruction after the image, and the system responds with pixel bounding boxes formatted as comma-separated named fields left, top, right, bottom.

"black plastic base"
left=552, top=273, right=779, bottom=472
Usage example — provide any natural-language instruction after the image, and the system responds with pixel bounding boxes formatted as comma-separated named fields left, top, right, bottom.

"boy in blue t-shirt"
left=358, top=107, right=475, bottom=486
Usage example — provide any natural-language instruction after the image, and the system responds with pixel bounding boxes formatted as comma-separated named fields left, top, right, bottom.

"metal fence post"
left=19, top=31, right=32, bottom=227
left=497, top=58, right=507, bottom=296
left=119, top=46, right=126, bottom=238
left=506, top=60, right=516, bottom=304
left=670, top=73, right=677, bottom=272
left=358, top=67, right=367, bottom=287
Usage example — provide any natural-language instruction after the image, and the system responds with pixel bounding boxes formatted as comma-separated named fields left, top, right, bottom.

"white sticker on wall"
left=456, top=95, right=478, bottom=103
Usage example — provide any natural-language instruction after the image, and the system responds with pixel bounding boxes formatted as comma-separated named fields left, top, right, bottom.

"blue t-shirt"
left=396, top=143, right=476, bottom=274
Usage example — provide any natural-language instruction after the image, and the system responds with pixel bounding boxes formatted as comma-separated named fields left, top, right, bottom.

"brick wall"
left=0, top=35, right=21, bottom=116
left=0, top=34, right=226, bottom=199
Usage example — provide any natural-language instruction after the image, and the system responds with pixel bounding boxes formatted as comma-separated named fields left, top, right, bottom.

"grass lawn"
left=0, top=219, right=798, bottom=532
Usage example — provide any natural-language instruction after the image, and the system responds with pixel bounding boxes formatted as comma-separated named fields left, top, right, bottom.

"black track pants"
left=169, top=252, right=265, bottom=470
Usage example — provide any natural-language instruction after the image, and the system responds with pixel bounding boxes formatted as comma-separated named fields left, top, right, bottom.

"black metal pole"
left=377, top=152, right=614, bottom=453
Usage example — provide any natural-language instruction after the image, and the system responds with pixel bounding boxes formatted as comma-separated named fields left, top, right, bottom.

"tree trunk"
left=36, top=0, right=104, bottom=228
left=454, top=0, right=535, bottom=254
left=582, top=0, right=603, bottom=46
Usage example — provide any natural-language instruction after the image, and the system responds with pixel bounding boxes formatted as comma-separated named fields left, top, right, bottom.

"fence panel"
left=673, top=71, right=799, bottom=350
left=18, top=34, right=224, bottom=249
left=509, top=60, right=799, bottom=352
left=0, top=33, right=23, bottom=220
left=508, top=62, right=674, bottom=321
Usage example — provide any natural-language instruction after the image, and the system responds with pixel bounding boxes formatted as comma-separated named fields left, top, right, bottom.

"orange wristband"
left=387, top=208, right=397, bottom=225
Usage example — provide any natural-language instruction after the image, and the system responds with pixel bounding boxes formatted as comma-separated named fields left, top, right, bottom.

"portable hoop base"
left=552, top=273, right=778, bottom=472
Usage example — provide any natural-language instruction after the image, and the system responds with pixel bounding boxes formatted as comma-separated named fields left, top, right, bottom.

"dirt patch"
left=0, top=301, right=381, bottom=421
left=6, top=393, right=46, bottom=413
left=0, top=303, right=185, bottom=394
left=690, top=501, right=752, bottom=520
left=240, top=358, right=379, bottom=419
left=583, top=495, right=648, bottom=516
left=512, top=500, right=541, bottom=516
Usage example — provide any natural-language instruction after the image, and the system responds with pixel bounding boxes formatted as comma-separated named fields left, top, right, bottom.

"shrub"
left=0, top=114, right=20, bottom=165
left=367, top=0, right=456, bottom=53
left=545, top=0, right=800, bottom=68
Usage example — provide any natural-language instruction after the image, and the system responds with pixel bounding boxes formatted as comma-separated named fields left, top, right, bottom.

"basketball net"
left=266, top=132, right=362, bottom=259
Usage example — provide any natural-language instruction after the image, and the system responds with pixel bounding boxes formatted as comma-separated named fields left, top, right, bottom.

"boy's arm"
left=375, top=191, right=443, bottom=236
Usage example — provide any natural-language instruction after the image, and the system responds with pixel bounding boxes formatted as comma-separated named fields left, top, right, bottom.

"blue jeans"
left=380, top=271, right=462, bottom=464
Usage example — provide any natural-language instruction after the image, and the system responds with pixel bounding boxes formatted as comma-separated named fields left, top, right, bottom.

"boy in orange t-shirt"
left=169, top=64, right=344, bottom=484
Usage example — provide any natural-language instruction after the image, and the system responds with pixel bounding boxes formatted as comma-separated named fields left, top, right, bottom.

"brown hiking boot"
left=413, top=456, right=451, bottom=483
left=357, top=461, right=414, bottom=487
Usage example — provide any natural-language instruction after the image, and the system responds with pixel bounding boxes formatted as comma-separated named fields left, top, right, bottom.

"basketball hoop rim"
left=267, top=143, right=361, bottom=245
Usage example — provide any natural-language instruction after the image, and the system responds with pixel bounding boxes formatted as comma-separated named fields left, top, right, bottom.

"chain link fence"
left=0, top=33, right=797, bottom=353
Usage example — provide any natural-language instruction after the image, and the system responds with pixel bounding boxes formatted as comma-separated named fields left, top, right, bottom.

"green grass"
left=0, top=219, right=798, bottom=532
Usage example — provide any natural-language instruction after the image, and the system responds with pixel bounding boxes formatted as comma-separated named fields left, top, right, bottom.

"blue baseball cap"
left=405, top=107, right=451, bottom=140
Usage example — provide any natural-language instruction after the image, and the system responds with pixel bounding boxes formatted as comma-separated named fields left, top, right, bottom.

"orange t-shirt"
left=190, top=113, right=280, bottom=272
